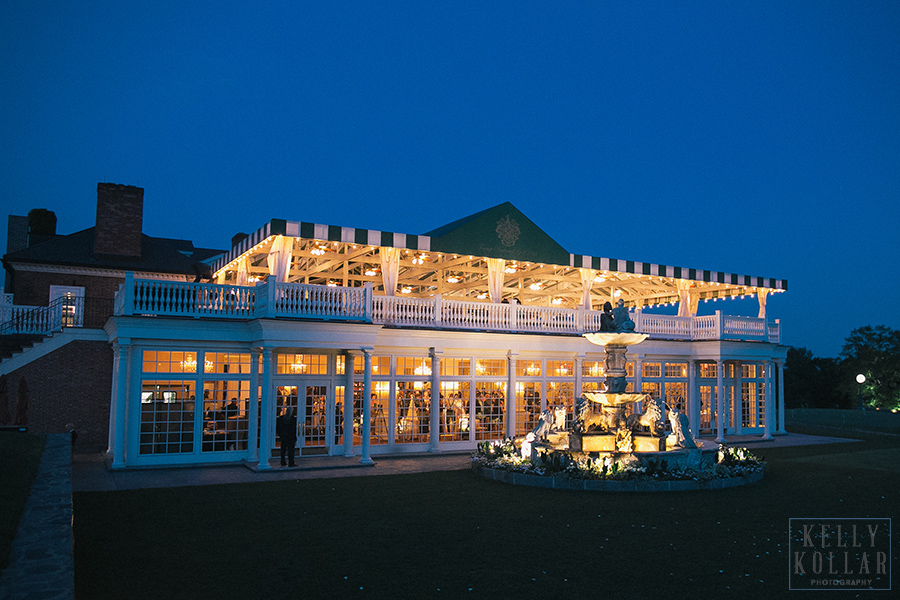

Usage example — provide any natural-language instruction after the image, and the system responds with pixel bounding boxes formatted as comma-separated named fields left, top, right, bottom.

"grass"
left=0, top=432, right=45, bottom=571
left=72, top=426, right=899, bottom=599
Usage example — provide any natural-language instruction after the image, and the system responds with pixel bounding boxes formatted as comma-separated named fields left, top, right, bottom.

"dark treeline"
left=785, top=325, right=900, bottom=410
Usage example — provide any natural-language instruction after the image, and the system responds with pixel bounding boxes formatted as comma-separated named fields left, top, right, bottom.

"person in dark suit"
left=277, top=408, right=297, bottom=467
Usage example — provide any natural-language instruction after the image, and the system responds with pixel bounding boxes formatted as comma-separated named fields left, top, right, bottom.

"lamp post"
left=856, top=374, right=866, bottom=411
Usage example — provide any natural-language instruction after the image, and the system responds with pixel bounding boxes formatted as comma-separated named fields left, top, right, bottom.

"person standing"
left=277, top=408, right=297, bottom=467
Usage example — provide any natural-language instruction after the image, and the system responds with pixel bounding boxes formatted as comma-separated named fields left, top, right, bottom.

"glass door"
left=49, top=285, right=84, bottom=328
left=300, top=383, right=330, bottom=455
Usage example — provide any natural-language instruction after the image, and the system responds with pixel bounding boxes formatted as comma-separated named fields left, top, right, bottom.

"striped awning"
left=212, top=219, right=432, bottom=274
left=210, top=215, right=787, bottom=297
left=569, top=254, right=787, bottom=291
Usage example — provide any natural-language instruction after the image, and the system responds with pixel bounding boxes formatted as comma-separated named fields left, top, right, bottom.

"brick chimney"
left=95, top=183, right=143, bottom=258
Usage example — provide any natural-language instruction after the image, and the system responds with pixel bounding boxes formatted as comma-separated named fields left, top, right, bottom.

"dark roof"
left=150, top=237, right=226, bottom=263
left=3, top=227, right=225, bottom=278
left=424, top=202, right=570, bottom=265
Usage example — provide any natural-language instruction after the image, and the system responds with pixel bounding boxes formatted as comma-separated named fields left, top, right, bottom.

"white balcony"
left=110, top=274, right=781, bottom=343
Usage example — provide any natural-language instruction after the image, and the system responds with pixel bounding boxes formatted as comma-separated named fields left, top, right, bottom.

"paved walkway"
left=69, top=431, right=858, bottom=492
left=71, top=451, right=474, bottom=492
left=0, top=434, right=74, bottom=600
left=0, top=430, right=861, bottom=599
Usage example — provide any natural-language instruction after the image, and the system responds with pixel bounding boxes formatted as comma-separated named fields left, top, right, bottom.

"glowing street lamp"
left=856, top=374, right=866, bottom=410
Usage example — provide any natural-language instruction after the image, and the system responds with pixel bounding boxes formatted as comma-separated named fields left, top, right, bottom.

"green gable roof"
left=424, top=202, right=570, bottom=265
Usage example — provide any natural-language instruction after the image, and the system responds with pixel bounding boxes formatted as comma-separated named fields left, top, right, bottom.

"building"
left=2, top=184, right=788, bottom=469
left=1, top=184, right=222, bottom=449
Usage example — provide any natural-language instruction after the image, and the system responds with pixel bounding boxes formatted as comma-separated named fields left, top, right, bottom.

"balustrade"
left=103, top=275, right=783, bottom=342
left=0, top=296, right=112, bottom=335
left=276, top=282, right=370, bottom=320
left=125, top=277, right=256, bottom=318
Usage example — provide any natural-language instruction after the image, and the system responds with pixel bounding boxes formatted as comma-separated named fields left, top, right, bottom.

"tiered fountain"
left=477, top=302, right=765, bottom=490
left=528, top=300, right=700, bottom=461
left=571, top=330, right=668, bottom=453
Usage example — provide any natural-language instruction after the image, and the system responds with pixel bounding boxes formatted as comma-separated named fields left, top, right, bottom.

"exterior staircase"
left=0, top=333, right=48, bottom=361
left=1, top=296, right=113, bottom=374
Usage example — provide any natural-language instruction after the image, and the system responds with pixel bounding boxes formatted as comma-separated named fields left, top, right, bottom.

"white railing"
left=722, top=315, right=768, bottom=341
left=373, top=295, right=437, bottom=327
left=373, top=296, right=584, bottom=334
left=633, top=311, right=779, bottom=343
left=120, top=275, right=256, bottom=318
left=110, top=274, right=782, bottom=342
left=440, top=297, right=505, bottom=330
left=116, top=274, right=371, bottom=322
left=0, top=296, right=78, bottom=335
left=633, top=313, right=694, bottom=340
left=691, top=315, right=720, bottom=340
left=516, top=304, right=580, bottom=334
left=274, top=282, right=371, bottom=320
left=1, top=301, right=62, bottom=335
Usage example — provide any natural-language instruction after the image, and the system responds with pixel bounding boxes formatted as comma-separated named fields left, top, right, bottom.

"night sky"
left=2, top=2, right=898, bottom=359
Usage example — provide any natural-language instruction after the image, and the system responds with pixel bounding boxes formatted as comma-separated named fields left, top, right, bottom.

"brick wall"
left=12, top=270, right=124, bottom=308
left=2, top=340, right=112, bottom=454
left=95, top=183, right=143, bottom=257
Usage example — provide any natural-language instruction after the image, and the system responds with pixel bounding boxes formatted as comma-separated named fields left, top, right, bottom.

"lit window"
left=142, top=351, right=198, bottom=373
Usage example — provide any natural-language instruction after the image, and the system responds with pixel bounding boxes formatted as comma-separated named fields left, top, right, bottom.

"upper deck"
left=112, top=275, right=780, bottom=343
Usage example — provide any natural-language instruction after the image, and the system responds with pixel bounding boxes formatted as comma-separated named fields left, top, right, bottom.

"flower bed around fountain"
left=471, top=439, right=766, bottom=492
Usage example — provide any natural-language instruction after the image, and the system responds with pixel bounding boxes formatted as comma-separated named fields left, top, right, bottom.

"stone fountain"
left=571, top=331, right=666, bottom=453
left=524, top=300, right=701, bottom=463
left=481, top=303, right=759, bottom=490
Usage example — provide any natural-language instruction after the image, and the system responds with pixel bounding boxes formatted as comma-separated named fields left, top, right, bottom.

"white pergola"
left=210, top=218, right=786, bottom=318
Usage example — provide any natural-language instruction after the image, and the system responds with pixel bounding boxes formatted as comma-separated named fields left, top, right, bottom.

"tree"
left=784, top=346, right=849, bottom=409
left=839, top=325, right=900, bottom=410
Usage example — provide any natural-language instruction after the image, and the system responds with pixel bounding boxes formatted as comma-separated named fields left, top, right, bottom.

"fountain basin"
left=582, top=392, right=647, bottom=407
left=583, top=332, right=648, bottom=347
left=571, top=432, right=665, bottom=453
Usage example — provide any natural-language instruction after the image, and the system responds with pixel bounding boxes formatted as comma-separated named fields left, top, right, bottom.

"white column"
left=762, top=362, right=774, bottom=440
left=734, top=362, right=744, bottom=435
left=574, top=353, right=584, bottom=402
left=344, top=353, right=355, bottom=456
left=715, top=359, right=725, bottom=444
left=507, top=350, right=518, bottom=436
left=247, top=349, right=260, bottom=463
left=111, top=341, right=131, bottom=469
left=107, top=344, right=120, bottom=456
left=429, top=348, right=441, bottom=452
left=776, top=358, right=787, bottom=434
left=257, top=349, right=274, bottom=470
left=360, top=348, right=374, bottom=465
left=688, top=359, right=699, bottom=437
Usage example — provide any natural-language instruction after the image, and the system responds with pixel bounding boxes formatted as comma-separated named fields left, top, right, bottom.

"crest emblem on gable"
left=496, top=215, right=521, bottom=247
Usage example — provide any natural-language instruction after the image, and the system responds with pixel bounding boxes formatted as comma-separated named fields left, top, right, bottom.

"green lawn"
left=73, top=426, right=899, bottom=599
left=0, top=432, right=45, bottom=571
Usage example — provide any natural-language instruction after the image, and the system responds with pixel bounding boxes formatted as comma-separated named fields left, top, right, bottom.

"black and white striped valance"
left=211, top=218, right=786, bottom=292
left=569, top=254, right=788, bottom=290
left=212, top=219, right=432, bottom=273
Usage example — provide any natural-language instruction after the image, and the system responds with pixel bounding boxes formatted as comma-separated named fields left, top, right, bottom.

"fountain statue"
left=571, top=329, right=668, bottom=452
left=521, top=308, right=698, bottom=462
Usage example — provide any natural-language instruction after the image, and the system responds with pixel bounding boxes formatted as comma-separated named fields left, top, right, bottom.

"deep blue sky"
left=2, top=2, right=898, bottom=359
